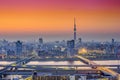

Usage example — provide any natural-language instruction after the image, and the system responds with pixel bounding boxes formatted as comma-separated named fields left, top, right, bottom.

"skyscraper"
left=79, top=38, right=82, bottom=43
left=39, top=38, right=43, bottom=44
left=112, top=38, right=115, bottom=44
left=67, top=40, right=75, bottom=49
left=74, top=18, right=77, bottom=42
left=16, top=40, right=22, bottom=56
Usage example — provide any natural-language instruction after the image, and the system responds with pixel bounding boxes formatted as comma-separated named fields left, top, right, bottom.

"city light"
left=0, top=0, right=120, bottom=79
left=78, top=48, right=87, bottom=54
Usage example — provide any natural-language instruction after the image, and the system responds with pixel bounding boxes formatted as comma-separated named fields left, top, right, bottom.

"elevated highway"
left=76, top=55, right=120, bottom=80
left=0, top=55, right=120, bottom=80
left=0, top=56, right=35, bottom=75
left=3, top=69, right=101, bottom=75
left=0, top=64, right=120, bottom=69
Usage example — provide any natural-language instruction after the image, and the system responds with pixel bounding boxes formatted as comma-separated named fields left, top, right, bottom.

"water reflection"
left=27, top=61, right=86, bottom=65
left=0, top=60, right=120, bottom=66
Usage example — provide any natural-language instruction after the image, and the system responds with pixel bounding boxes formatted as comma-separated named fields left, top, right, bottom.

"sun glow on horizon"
left=0, top=0, right=120, bottom=41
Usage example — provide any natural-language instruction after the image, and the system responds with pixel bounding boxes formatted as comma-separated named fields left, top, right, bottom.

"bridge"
left=1, top=64, right=120, bottom=67
left=0, top=55, right=35, bottom=78
left=0, top=55, right=120, bottom=80
left=76, top=55, right=120, bottom=80
left=3, top=69, right=101, bottom=75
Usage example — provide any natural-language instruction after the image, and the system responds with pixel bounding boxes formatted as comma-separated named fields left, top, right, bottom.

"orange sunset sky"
left=0, top=0, right=120, bottom=41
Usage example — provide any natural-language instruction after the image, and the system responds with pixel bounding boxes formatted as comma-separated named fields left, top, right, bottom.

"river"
left=0, top=60, right=120, bottom=66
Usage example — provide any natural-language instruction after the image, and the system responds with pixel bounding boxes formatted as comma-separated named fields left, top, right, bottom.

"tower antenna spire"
left=74, top=17, right=76, bottom=26
left=74, top=17, right=77, bottom=41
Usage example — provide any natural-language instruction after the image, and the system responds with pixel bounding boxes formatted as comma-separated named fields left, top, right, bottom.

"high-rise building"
left=79, top=38, right=82, bottom=43
left=67, top=40, right=75, bottom=57
left=67, top=40, right=75, bottom=49
left=16, top=40, right=22, bottom=56
left=111, top=38, right=116, bottom=54
left=74, top=18, right=77, bottom=42
left=39, top=38, right=43, bottom=44
left=112, top=38, right=115, bottom=44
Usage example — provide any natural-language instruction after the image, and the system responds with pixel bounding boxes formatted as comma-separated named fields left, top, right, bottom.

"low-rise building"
left=0, top=53, right=6, bottom=59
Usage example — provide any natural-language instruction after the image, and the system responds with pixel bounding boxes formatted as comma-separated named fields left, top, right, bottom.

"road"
left=0, top=56, right=35, bottom=75
left=76, top=55, right=120, bottom=79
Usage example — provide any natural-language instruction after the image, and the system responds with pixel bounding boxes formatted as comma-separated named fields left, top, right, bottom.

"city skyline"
left=0, top=0, right=120, bottom=41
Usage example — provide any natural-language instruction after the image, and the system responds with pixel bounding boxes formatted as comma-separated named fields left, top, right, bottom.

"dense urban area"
left=0, top=38, right=120, bottom=61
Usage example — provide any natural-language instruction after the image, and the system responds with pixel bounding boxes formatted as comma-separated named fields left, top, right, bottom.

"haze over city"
left=1, top=0, right=120, bottom=80
left=0, top=0, right=120, bottom=41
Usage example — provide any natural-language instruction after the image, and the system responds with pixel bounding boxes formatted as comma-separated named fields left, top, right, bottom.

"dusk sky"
left=0, top=0, right=120, bottom=42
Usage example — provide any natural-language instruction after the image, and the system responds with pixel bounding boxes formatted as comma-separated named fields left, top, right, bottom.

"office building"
left=67, top=40, right=75, bottom=49
left=16, top=40, right=22, bottom=56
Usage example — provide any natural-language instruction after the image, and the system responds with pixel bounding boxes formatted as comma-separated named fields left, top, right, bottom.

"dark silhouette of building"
left=39, top=38, right=43, bottom=44
left=79, top=38, right=82, bottom=43
left=16, top=40, right=22, bottom=56
left=67, top=40, right=75, bottom=49
left=111, top=38, right=115, bottom=54
left=112, top=38, right=115, bottom=44
left=32, top=71, right=37, bottom=80
left=7, top=49, right=15, bottom=56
